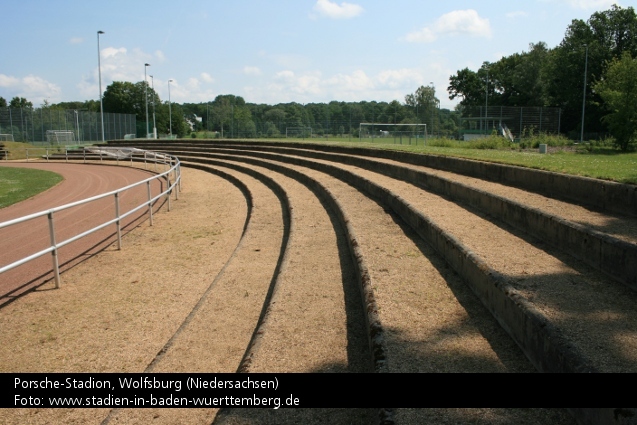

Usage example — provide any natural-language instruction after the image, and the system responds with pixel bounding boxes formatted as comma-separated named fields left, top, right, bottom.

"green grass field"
left=0, top=167, right=64, bottom=208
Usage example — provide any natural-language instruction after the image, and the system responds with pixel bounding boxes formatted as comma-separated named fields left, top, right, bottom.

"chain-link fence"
left=460, top=106, right=561, bottom=141
left=0, top=107, right=136, bottom=145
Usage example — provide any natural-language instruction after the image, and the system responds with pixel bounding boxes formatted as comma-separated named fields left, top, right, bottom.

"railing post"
left=26, top=149, right=29, bottom=162
left=83, top=147, right=86, bottom=164
left=167, top=174, right=172, bottom=212
left=175, top=165, right=180, bottom=201
left=65, top=148, right=68, bottom=163
left=48, top=212, right=61, bottom=288
left=115, top=193, right=122, bottom=250
left=147, top=181, right=154, bottom=226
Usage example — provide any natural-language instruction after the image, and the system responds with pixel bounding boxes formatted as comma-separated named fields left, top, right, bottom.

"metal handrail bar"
left=0, top=148, right=181, bottom=288
left=0, top=185, right=173, bottom=275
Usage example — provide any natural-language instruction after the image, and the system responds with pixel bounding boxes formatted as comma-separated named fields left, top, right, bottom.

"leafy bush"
left=466, top=135, right=512, bottom=150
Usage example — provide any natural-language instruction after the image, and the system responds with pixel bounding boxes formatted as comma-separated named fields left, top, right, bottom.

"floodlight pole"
left=580, top=44, right=588, bottom=144
left=150, top=75, right=156, bottom=139
left=97, top=31, right=105, bottom=143
left=168, top=79, right=173, bottom=137
left=144, top=63, right=150, bottom=138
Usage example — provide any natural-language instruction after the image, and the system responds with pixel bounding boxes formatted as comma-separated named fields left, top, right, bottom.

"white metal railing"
left=0, top=147, right=181, bottom=288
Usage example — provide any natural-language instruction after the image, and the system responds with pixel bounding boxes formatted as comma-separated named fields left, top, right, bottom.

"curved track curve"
left=0, top=162, right=163, bottom=305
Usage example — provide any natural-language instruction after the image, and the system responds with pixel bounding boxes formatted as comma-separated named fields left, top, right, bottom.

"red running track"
left=0, top=162, right=165, bottom=306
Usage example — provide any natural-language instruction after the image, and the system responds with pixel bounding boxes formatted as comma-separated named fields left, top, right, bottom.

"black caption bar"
left=2, top=373, right=628, bottom=408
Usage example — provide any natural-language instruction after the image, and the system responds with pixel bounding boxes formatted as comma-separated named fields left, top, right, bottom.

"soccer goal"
left=286, top=127, right=313, bottom=139
left=0, top=134, right=14, bottom=142
left=46, top=130, right=75, bottom=145
left=359, top=123, right=427, bottom=145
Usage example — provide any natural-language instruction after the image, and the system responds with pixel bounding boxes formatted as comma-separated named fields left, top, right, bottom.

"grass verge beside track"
left=0, top=167, right=63, bottom=208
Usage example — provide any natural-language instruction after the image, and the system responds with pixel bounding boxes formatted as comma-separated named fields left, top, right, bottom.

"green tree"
left=9, top=97, right=33, bottom=109
left=164, top=102, right=189, bottom=138
left=52, top=100, right=100, bottom=112
left=102, top=81, right=155, bottom=117
left=594, top=52, right=637, bottom=150
left=405, top=85, right=439, bottom=132
left=103, top=81, right=189, bottom=138
left=0, top=97, right=6, bottom=108
left=546, top=5, right=637, bottom=136
left=447, top=68, right=484, bottom=107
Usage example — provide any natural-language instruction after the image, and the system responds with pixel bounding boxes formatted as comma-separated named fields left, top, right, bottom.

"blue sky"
left=0, top=0, right=625, bottom=109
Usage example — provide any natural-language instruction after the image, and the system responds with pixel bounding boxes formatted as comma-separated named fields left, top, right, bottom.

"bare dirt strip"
left=4, top=141, right=633, bottom=424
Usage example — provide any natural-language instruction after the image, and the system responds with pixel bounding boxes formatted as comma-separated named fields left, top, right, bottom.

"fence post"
left=147, top=181, right=154, bottom=226
left=174, top=163, right=180, bottom=201
left=167, top=172, right=172, bottom=212
left=48, top=212, right=61, bottom=288
left=115, top=193, right=122, bottom=250
left=178, top=163, right=182, bottom=193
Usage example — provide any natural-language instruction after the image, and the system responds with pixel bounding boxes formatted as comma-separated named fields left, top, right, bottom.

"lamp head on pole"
left=98, top=30, right=104, bottom=35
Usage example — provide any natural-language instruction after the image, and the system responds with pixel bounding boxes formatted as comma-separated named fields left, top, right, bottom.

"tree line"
left=448, top=4, right=637, bottom=148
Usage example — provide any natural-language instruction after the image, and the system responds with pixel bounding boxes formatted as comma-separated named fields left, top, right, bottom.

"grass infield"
left=0, top=167, right=64, bottom=208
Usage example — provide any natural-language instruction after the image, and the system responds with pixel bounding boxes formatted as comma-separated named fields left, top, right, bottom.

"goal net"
left=285, top=127, right=313, bottom=139
left=359, top=123, right=427, bottom=145
left=46, top=130, right=75, bottom=144
left=0, top=134, right=14, bottom=142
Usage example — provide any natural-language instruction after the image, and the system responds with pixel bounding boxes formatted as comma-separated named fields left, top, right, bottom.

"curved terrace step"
left=123, top=142, right=637, bottom=290
left=177, top=153, right=577, bottom=425
left=147, top=146, right=637, bottom=372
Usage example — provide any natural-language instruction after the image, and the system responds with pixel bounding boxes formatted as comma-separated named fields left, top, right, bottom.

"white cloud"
left=79, top=46, right=152, bottom=98
left=149, top=78, right=217, bottom=104
left=244, top=67, right=435, bottom=104
left=506, top=11, right=528, bottom=18
left=243, top=66, right=262, bottom=76
left=312, top=0, right=363, bottom=19
left=404, top=9, right=492, bottom=44
left=0, top=73, right=62, bottom=105
left=201, top=72, right=214, bottom=83
left=77, top=45, right=219, bottom=104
